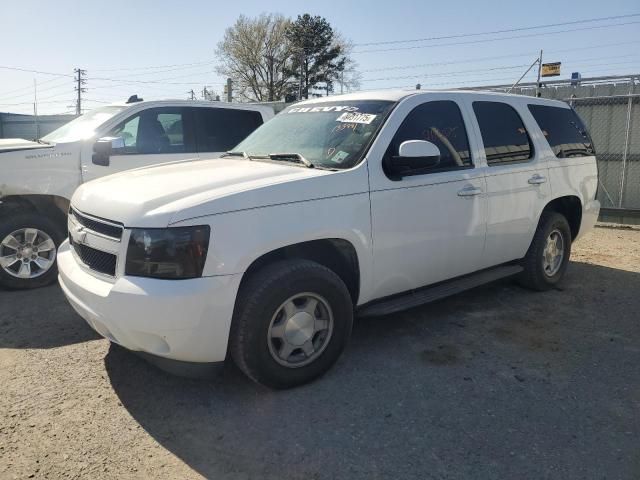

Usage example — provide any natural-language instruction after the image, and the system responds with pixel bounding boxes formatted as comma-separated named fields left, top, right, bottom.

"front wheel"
left=230, top=259, right=354, bottom=389
left=518, top=211, right=572, bottom=291
left=0, top=213, right=64, bottom=289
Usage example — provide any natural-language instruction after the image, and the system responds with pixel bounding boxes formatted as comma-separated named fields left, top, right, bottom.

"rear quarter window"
left=527, top=104, right=595, bottom=158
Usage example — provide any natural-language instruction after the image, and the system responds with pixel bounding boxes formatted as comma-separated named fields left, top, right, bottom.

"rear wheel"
left=0, top=213, right=64, bottom=289
left=518, top=211, right=572, bottom=291
left=230, top=259, right=353, bottom=389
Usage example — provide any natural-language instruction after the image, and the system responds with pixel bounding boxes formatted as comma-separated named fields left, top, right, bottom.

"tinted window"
left=385, top=100, right=472, bottom=174
left=473, top=101, right=533, bottom=165
left=108, top=107, right=195, bottom=155
left=195, top=108, right=263, bottom=153
left=528, top=104, right=594, bottom=158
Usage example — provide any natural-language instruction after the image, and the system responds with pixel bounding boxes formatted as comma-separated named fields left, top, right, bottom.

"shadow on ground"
left=0, top=284, right=100, bottom=349
left=105, top=262, right=640, bottom=479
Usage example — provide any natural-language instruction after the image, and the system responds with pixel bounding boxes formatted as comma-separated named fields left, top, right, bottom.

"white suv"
left=0, top=98, right=273, bottom=289
left=57, top=90, right=600, bottom=388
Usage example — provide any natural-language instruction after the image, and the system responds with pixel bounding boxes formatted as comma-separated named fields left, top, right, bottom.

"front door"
left=368, top=97, right=488, bottom=299
left=81, top=107, right=197, bottom=182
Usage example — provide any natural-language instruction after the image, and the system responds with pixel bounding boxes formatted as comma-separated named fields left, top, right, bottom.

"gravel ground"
left=1, top=226, right=639, bottom=479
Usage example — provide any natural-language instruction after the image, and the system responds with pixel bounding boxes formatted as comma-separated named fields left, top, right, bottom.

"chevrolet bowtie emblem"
left=74, top=226, right=87, bottom=243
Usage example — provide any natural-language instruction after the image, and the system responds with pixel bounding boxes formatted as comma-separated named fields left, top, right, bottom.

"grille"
left=70, top=208, right=123, bottom=240
left=69, top=236, right=117, bottom=276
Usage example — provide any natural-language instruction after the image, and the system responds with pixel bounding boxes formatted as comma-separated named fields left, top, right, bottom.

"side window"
left=109, top=114, right=140, bottom=154
left=157, top=112, right=184, bottom=150
left=528, top=104, right=595, bottom=158
left=107, top=108, right=195, bottom=155
left=473, top=101, right=533, bottom=166
left=384, top=100, right=472, bottom=175
left=195, top=108, right=263, bottom=153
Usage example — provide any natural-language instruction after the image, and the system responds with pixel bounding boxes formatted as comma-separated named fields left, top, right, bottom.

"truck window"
left=384, top=100, right=473, bottom=174
left=194, top=108, right=263, bottom=153
left=107, top=108, right=195, bottom=155
left=473, top=101, right=533, bottom=165
left=528, top=104, right=595, bottom=158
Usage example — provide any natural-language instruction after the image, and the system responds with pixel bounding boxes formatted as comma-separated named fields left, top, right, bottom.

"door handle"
left=528, top=174, right=547, bottom=185
left=457, top=185, right=483, bottom=197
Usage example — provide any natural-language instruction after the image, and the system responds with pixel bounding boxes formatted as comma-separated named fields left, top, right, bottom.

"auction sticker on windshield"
left=336, top=112, right=377, bottom=124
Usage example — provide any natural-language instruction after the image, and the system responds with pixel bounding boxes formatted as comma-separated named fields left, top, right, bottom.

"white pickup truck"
left=57, top=90, right=599, bottom=388
left=0, top=98, right=273, bottom=289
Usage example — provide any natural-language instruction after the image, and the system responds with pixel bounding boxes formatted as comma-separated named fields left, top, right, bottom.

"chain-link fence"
left=569, top=93, right=639, bottom=210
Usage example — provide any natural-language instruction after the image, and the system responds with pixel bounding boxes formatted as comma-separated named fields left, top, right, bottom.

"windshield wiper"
left=268, top=153, right=314, bottom=168
left=35, top=139, right=51, bottom=145
left=221, top=150, right=250, bottom=159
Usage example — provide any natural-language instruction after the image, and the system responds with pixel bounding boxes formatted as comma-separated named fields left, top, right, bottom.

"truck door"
left=467, top=100, right=551, bottom=268
left=81, top=107, right=197, bottom=182
left=368, top=96, right=488, bottom=299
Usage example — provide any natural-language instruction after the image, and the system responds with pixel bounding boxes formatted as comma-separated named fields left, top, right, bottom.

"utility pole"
left=298, top=50, right=304, bottom=100
left=33, top=79, right=40, bottom=139
left=226, top=78, right=233, bottom=102
left=74, top=68, right=87, bottom=115
left=535, top=50, right=543, bottom=98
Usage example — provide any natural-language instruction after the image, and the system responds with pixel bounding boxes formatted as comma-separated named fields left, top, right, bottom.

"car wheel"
left=518, top=211, right=572, bottom=291
left=0, top=213, right=64, bottom=290
left=230, top=259, right=354, bottom=389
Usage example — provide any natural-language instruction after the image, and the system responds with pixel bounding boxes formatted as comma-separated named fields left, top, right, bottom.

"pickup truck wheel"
left=0, top=214, right=64, bottom=290
left=230, top=259, right=353, bottom=389
left=518, top=211, right=572, bottom=291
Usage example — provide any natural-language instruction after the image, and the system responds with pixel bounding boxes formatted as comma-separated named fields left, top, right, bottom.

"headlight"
left=125, top=226, right=210, bottom=279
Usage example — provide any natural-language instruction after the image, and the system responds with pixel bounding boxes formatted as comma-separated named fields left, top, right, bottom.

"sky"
left=1, top=0, right=639, bottom=114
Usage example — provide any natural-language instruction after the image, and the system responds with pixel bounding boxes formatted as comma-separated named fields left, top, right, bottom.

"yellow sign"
left=541, top=62, right=561, bottom=77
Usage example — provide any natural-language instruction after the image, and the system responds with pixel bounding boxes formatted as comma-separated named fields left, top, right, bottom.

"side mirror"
left=386, top=140, right=441, bottom=178
left=92, top=137, right=124, bottom=166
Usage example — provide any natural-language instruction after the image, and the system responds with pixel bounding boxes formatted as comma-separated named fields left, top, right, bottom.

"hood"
left=72, top=158, right=365, bottom=227
left=0, top=138, right=52, bottom=153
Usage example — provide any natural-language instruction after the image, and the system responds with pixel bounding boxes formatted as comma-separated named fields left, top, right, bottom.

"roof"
left=104, top=99, right=274, bottom=113
left=295, top=89, right=570, bottom=108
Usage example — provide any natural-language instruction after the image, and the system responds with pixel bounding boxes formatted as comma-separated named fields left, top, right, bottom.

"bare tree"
left=215, top=14, right=293, bottom=102
left=332, top=34, right=362, bottom=95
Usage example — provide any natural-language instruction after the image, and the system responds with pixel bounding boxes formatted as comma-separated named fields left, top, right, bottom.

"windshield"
left=234, top=100, right=395, bottom=169
left=42, top=106, right=127, bottom=143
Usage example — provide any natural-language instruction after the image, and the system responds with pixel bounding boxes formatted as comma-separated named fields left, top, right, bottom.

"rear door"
left=194, top=107, right=264, bottom=157
left=467, top=99, right=551, bottom=268
left=82, top=107, right=197, bottom=181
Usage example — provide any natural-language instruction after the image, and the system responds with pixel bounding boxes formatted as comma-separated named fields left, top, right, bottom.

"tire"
left=230, top=259, right=354, bottom=389
left=0, top=213, right=65, bottom=290
left=518, top=211, right=572, bottom=291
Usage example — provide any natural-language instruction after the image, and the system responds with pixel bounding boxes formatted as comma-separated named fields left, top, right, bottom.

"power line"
left=0, top=76, right=68, bottom=99
left=359, top=40, right=640, bottom=73
left=355, top=20, right=640, bottom=53
left=91, top=60, right=214, bottom=73
left=359, top=55, right=640, bottom=85
left=0, top=65, right=74, bottom=77
left=87, top=70, right=224, bottom=86
left=354, top=13, right=640, bottom=46
left=362, top=64, right=530, bottom=82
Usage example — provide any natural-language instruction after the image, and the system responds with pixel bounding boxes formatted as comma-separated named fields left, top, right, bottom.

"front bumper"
left=57, top=239, right=242, bottom=364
